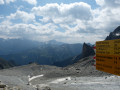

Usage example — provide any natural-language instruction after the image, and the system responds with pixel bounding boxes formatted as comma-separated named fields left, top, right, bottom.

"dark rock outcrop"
left=70, top=43, right=95, bottom=63
left=106, top=26, right=120, bottom=40
left=0, top=58, right=14, bottom=69
left=81, top=43, right=95, bottom=58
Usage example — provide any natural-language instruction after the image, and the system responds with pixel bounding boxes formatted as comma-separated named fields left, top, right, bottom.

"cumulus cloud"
left=7, top=10, right=35, bottom=23
left=0, top=15, right=4, bottom=19
left=96, top=0, right=120, bottom=8
left=0, top=0, right=16, bottom=4
left=96, top=0, right=105, bottom=6
left=0, top=21, right=59, bottom=41
left=5, top=0, right=16, bottom=4
left=0, top=0, right=4, bottom=4
left=23, top=0, right=37, bottom=5
left=93, top=0, right=120, bottom=32
left=32, top=2, right=92, bottom=24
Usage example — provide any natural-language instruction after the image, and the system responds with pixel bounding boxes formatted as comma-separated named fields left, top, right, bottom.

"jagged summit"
left=105, top=26, right=120, bottom=40
left=81, top=43, right=95, bottom=58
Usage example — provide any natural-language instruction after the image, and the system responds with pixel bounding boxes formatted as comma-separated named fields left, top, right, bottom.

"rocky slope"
left=0, top=60, right=112, bottom=90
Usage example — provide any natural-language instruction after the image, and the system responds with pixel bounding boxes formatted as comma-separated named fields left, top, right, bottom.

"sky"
left=0, top=0, right=120, bottom=44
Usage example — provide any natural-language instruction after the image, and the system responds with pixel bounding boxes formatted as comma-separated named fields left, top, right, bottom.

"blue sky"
left=0, top=0, right=120, bottom=44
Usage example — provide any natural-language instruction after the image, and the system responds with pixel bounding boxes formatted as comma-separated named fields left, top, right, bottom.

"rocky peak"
left=105, top=26, right=120, bottom=40
left=114, top=26, right=120, bottom=33
left=81, top=43, right=95, bottom=58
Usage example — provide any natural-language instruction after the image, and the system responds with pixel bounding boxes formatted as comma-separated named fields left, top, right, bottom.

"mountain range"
left=0, top=26, right=120, bottom=69
left=0, top=39, right=83, bottom=65
left=0, top=39, right=64, bottom=55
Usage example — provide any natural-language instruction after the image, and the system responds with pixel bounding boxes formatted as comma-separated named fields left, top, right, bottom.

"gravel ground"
left=0, top=56, right=118, bottom=90
left=48, top=76, right=120, bottom=90
left=0, top=73, right=119, bottom=90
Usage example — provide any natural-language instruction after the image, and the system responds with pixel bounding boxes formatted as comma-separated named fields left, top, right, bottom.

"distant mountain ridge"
left=0, top=38, right=83, bottom=66
left=0, top=39, right=64, bottom=55
left=0, top=43, right=83, bottom=65
left=44, top=40, right=64, bottom=45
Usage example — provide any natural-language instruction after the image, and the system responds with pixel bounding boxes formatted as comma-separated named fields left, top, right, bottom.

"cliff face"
left=105, top=26, right=120, bottom=40
left=72, top=43, right=95, bottom=63
left=81, top=43, right=95, bottom=58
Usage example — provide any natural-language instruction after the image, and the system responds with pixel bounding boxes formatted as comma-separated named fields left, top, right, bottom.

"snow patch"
left=50, top=77, right=71, bottom=84
left=116, top=33, right=120, bottom=36
left=28, top=74, right=44, bottom=81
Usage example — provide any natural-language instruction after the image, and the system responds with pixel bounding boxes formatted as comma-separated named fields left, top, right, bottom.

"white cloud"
left=0, top=21, right=59, bottom=41
left=0, top=15, right=4, bottom=19
left=115, top=0, right=120, bottom=4
left=96, top=0, right=105, bottom=6
left=96, top=0, right=120, bottom=8
left=0, top=0, right=4, bottom=4
left=32, top=2, right=92, bottom=24
left=0, top=0, right=16, bottom=4
left=23, top=0, right=37, bottom=5
left=93, top=0, right=120, bottom=32
left=1, top=1, right=120, bottom=44
left=0, top=20, right=12, bottom=25
left=7, top=10, right=35, bottom=23
left=5, top=0, right=16, bottom=4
